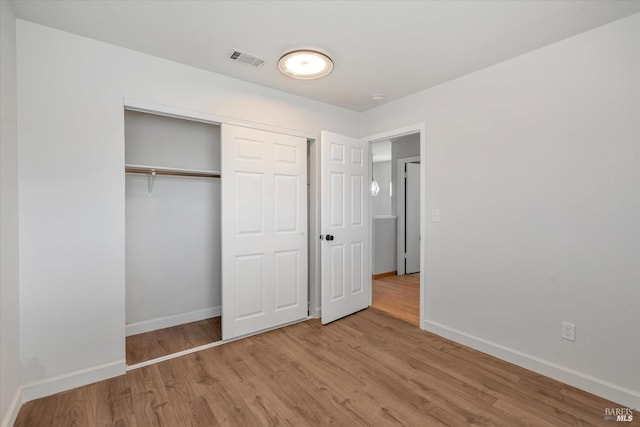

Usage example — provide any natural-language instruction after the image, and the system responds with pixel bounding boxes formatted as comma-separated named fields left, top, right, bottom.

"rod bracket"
left=148, top=169, right=156, bottom=194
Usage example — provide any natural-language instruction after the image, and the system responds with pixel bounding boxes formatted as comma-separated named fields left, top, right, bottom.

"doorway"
left=367, top=126, right=425, bottom=327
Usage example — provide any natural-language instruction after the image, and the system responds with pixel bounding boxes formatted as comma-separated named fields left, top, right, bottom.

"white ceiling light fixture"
left=278, top=49, right=334, bottom=80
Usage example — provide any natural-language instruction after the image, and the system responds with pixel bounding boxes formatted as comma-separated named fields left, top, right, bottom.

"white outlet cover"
left=561, top=322, right=576, bottom=341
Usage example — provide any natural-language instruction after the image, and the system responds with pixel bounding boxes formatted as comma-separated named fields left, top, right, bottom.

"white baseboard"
left=126, top=306, right=221, bottom=336
left=423, top=319, right=640, bottom=410
left=309, top=307, right=321, bottom=318
left=1, top=387, right=22, bottom=427
left=21, top=359, right=125, bottom=403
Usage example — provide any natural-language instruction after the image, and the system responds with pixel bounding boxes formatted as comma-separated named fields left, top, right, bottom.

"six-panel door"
left=221, top=124, right=308, bottom=339
left=320, top=131, right=371, bottom=324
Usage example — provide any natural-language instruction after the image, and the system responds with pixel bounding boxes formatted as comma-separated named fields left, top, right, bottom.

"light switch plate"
left=431, top=208, right=441, bottom=222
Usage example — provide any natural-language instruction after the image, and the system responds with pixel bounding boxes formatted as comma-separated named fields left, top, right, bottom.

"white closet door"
left=320, top=131, right=371, bottom=324
left=221, top=124, right=308, bottom=340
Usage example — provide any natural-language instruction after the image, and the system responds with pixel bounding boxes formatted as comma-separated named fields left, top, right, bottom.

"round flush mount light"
left=278, top=49, right=334, bottom=80
left=371, top=93, right=385, bottom=102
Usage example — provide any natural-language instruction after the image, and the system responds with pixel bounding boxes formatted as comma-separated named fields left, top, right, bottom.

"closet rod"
left=125, top=165, right=220, bottom=179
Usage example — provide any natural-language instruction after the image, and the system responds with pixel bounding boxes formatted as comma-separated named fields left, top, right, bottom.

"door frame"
left=397, top=156, right=421, bottom=275
left=365, top=123, right=426, bottom=328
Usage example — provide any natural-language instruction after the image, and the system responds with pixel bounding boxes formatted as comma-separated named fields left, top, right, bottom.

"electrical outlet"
left=561, top=322, right=575, bottom=341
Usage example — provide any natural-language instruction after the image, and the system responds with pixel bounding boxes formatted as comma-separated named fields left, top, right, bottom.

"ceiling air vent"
left=227, top=49, right=265, bottom=68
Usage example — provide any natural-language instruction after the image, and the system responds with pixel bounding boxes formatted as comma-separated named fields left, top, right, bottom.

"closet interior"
left=124, top=110, right=222, bottom=365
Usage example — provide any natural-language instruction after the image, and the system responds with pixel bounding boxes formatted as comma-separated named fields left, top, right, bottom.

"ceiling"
left=10, top=0, right=640, bottom=112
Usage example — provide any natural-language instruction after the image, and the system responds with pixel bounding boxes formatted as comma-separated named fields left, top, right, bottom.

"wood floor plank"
left=126, top=317, right=222, bottom=365
left=236, top=374, right=304, bottom=426
left=372, top=273, right=420, bottom=326
left=15, top=309, right=639, bottom=427
left=13, top=391, right=60, bottom=427
left=94, top=373, right=134, bottom=425
left=52, top=388, right=92, bottom=427
left=173, top=396, right=220, bottom=427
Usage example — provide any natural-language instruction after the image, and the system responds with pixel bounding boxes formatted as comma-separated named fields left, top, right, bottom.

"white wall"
left=372, top=161, right=392, bottom=216
left=124, top=110, right=221, bottom=171
left=372, top=160, right=396, bottom=275
left=16, top=19, right=361, bottom=400
left=126, top=175, right=221, bottom=332
left=0, top=1, right=22, bottom=426
left=373, top=218, right=396, bottom=275
left=363, top=14, right=640, bottom=408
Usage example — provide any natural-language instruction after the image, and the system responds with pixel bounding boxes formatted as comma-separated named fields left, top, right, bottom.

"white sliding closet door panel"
left=221, top=124, right=308, bottom=340
left=320, top=131, right=371, bottom=324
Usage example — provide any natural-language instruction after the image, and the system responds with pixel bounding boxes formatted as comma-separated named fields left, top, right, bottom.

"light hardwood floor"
left=15, top=309, right=637, bottom=426
left=372, top=273, right=420, bottom=326
left=126, top=317, right=222, bottom=365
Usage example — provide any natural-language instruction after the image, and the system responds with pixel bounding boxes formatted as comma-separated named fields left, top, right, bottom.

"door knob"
left=326, top=234, right=334, bottom=241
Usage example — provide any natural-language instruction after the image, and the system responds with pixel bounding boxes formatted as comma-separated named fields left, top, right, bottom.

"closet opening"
left=124, top=110, right=222, bottom=366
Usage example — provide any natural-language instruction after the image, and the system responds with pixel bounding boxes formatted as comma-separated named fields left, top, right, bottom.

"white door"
left=405, top=162, right=420, bottom=274
left=320, top=131, right=370, bottom=324
left=221, top=124, right=308, bottom=339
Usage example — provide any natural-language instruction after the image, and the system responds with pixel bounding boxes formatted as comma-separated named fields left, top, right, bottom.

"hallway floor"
left=371, top=273, right=420, bottom=326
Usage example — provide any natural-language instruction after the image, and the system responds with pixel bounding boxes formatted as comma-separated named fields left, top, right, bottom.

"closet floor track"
left=126, top=317, right=222, bottom=365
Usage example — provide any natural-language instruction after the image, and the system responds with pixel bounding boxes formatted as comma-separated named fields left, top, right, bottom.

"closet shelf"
left=125, top=164, right=220, bottom=178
